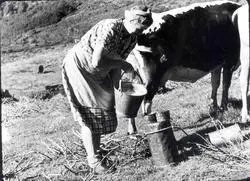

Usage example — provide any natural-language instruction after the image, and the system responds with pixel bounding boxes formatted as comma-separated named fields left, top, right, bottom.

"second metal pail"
left=208, top=124, right=243, bottom=146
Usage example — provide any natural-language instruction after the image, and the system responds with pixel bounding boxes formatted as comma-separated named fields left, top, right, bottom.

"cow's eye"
left=148, top=34, right=156, bottom=40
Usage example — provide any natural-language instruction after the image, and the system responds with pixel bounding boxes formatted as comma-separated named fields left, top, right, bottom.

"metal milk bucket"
left=116, top=72, right=147, bottom=118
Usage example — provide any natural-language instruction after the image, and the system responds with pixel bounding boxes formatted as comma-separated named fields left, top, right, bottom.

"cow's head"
left=129, top=15, right=176, bottom=114
left=135, top=14, right=176, bottom=69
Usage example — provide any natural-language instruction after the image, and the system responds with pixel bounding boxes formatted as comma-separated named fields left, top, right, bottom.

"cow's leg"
left=209, top=68, right=221, bottom=117
left=240, top=42, right=250, bottom=122
left=238, top=3, right=250, bottom=123
left=220, top=67, right=233, bottom=111
left=240, top=58, right=250, bottom=123
left=240, top=61, right=250, bottom=123
left=142, top=99, right=152, bottom=115
left=127, top=118, right=137, bottom=135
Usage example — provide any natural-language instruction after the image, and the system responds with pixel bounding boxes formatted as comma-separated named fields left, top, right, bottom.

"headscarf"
left=124, top=5, right=153, bottom=30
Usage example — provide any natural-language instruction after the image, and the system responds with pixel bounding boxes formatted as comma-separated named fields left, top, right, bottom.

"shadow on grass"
left=181, top=113, right=211, bottom=130
left=237, top=177, right=250, bottom=181
left=176, top=122, right=238, bottom=162
left=43, top=70, right=55, bottom=74
left=227, top=96, right=250, bottom=110
left=180, top=96, right=250, bottom=131
left=156, top=86, right=175, bottom=94
left=28, top=84, right=65, bottom=100
left=145, top=120, right=250, bottom=167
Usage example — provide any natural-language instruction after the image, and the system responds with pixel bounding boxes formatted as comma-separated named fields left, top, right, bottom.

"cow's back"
left=142, top=1, right=241, bottom=73
left=131, top=1, right=242, bottom=102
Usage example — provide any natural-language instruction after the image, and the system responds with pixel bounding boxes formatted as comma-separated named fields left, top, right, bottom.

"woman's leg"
left=93, top=133, right=101, bottom=153
left=81, top=126, right=96, bottom=162
left=81, top=126, right=102, bottom=167
left=62, top=68, right=106, bottom=172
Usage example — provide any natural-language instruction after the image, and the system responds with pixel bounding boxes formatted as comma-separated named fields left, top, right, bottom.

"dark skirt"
left=78, top=106, right=118, bottom=134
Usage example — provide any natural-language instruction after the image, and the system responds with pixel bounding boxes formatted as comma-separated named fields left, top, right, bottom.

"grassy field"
left=1, top=0, right=250, bottom=180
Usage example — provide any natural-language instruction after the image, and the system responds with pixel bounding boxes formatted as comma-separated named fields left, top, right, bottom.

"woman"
left=62, top=6, right=152, bottom=173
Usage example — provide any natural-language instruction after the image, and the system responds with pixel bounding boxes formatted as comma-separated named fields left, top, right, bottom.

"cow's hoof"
left=209, top=105, right=220, bottom=118
left=127, top=118, right=137, bottom=135
left=127, top=131, right=138, bottom=135
left=220, top=104, right=228, bottom=112
left=241, top=114, right=250, bottom=123
left=127, top=125, right=138, bottom=135
left=127, top=126, right=138, bottom=135
left=209, top=105, right=224, bottom=119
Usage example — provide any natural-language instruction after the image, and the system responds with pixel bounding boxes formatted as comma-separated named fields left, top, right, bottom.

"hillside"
left=1, top=0, right=244, bottom=53
left=2, top=0, right=250, bottom=181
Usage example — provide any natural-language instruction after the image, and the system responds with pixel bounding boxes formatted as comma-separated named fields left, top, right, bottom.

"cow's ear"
left=162, top=15, right=175, bottom=26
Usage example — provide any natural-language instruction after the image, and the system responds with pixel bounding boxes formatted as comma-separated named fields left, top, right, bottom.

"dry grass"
left=2, top=75, right=250, bottom=180
left=1, top=44, right=71, bottom=98
left=2, top=95, right=153, bottom=180
left=2, top=0, right=250, bottom=180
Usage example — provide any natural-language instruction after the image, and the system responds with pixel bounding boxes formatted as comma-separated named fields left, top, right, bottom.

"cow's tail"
left=231, top=6, right=241, bottom=68
left=233, top=1, right=250, bottom=123
left=231, top=6, right=239, bottom=27
left=231, top=2, right=250, bottom=68
left=233, top=1, right=250, bottom=39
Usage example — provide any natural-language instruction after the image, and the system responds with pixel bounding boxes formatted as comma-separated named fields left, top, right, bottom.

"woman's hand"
left=93, top=44, right=135, bottom=72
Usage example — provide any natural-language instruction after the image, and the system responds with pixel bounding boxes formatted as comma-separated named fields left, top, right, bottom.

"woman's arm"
left=92, top=43, right=134, bottom=72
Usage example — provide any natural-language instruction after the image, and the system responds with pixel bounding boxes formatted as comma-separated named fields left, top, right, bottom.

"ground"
left=1, top=0, right=250, bottom=180
left=2, top=44, right=250, bottom=181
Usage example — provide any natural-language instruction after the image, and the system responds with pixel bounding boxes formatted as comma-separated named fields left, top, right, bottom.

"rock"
left=38, top=65, right=44, bottom=73
left=1, top=89, right=18, bottom=103
left=45, top=84, right=65, bottom=96
left=1, top=89, right=11, bottom=98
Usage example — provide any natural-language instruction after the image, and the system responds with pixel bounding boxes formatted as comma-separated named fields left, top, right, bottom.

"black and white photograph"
left=1, top=0, right=250, bottom=180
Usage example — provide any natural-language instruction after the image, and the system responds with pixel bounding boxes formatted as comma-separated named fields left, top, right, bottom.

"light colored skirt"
left=62, top=49, right=117, bottom=134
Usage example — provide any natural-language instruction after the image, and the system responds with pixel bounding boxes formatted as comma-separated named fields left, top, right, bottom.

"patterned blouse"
left=81, top=18, right=136, bottom=58
left=75, top=18, right=137, bottom=76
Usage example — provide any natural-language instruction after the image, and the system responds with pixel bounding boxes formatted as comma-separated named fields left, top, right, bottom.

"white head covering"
left=124, top=6, right=152, bottom=30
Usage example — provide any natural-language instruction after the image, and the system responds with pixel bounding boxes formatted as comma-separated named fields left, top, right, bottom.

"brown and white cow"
left=126, top=1, right=243, bottom=134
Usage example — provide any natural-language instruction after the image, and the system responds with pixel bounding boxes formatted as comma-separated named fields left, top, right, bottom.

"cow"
left=232, top=2, right=250, bottom=123
left=125, top=1, right=243, bottom=134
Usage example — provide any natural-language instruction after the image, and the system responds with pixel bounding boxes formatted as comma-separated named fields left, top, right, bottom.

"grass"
left=0, top=0, right=82, bottom=52
left=2, top=89, right=250, bottom=180
left=2, top=62, right=250, bottom=180
left=1, top=0, right=250, bottom=180
left=0, top=0, right=131, bottom=52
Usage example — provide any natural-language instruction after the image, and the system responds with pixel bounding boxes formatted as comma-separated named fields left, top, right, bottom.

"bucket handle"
left=118, top=71, right=144, bottom=91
